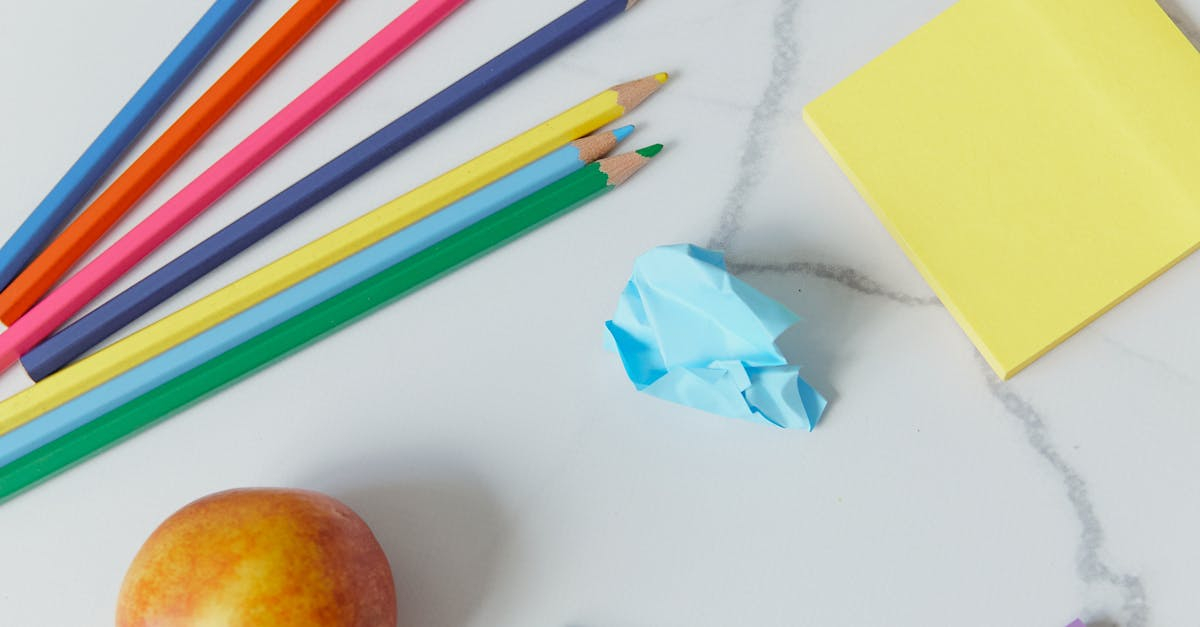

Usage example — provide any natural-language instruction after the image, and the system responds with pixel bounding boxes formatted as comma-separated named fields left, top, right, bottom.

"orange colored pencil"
left=0, top=0, right=341, bottom=326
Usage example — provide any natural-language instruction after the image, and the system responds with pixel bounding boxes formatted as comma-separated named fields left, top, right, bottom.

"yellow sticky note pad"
left=805, top=0, right=1200, bottom=379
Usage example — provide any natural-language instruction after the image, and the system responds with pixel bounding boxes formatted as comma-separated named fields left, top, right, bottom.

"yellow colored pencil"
left=0, top=73, right=668, bottom=432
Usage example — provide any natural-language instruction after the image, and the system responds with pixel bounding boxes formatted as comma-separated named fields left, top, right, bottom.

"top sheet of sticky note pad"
left=804, top=0, right=1200, bottom=378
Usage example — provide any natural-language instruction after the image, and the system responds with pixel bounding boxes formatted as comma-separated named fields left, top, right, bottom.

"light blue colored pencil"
left=0, top=0, right=256, bottom=291
left=0, top=125, right=633, bottom=468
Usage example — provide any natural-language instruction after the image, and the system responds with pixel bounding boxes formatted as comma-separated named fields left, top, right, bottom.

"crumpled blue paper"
left=604, top=244, right=827, bottom=430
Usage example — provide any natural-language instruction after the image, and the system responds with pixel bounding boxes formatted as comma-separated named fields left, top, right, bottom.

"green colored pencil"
left=0, top=145, right=662, bottom=502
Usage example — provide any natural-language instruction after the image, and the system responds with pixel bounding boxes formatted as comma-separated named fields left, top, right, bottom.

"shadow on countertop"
left=1160, top=0, right=1200, bottom=47
left=299, top=462, right=509, bottom=627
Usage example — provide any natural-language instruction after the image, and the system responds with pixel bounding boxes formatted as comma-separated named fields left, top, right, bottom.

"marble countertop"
left=1, top=0, right=1198, bottom=625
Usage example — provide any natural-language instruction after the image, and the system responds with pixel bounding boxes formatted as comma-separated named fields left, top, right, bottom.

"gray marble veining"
left=730, top=259, right=942, bottom=307
left=2, top=1, right=1198, bottom=625
left=707, top=0, right=802, bottom=251
left=708, top=1, right=1198, bottom=624
left=981, top=361, right=1149, bottom=627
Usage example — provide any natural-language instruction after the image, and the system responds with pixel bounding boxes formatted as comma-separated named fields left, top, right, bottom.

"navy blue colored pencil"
left=21, top=0, right=640, bottom=380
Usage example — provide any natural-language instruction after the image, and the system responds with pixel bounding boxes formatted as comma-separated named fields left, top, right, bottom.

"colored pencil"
left=0, top=0, right=257, bottom=292
left=0, top=72, right=666, bottom=433
left=0, top=144, right=661, bottom=502
left=0, top=0, right=341, bottom=326
left=0, top=0, right=465, bottom=374
left=23, top=0, right=643, bottom=380
left=0, top=127, right=632, bottom=468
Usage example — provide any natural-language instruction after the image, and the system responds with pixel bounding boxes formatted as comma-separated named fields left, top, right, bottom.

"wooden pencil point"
left=570, top=131, right=620, bottom=163
left=613, top=73, right=668, bottom=111
left=625, top=0, right=640, bottom=9
left=17, top=0, right=641, bottom=382
left=598, top=145, right=660, bottom=186
left=0, top=81, right=654, bottom=429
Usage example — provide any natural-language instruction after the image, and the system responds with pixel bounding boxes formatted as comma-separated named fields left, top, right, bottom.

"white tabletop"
left=1, top=0, right=1198, bottom=625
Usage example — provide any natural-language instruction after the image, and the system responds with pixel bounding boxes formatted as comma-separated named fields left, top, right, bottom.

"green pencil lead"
left=636, top=143, right=664, bottom=158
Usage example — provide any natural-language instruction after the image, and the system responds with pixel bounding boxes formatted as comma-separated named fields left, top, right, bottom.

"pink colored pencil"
left=0, top=0, right=467, bottom=370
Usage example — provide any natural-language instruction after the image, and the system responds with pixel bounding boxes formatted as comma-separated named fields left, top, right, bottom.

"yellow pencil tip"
left=613, top=74, right=668, bottom=111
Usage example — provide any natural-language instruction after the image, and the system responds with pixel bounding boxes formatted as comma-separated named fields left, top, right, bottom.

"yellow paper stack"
left=805, top=0, right=1200, bottom=379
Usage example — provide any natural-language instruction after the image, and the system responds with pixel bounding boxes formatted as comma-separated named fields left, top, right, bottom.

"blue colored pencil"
left=0, top=127, right=630, bottom=468
left=0, top=0, right=256, bottom=292
left=22, top=0, right=639, bottom=380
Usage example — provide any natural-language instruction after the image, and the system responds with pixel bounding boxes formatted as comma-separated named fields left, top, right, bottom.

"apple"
left=117, top=488, right=396, bottom=626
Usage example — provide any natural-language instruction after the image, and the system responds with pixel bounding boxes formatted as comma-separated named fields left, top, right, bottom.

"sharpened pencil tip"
left=654, top=72, right=669, bottom=84
left=636, top=143, right=663, bottom=158
left=613, top=125, right=635, bottom=142
left=571, top=129, right=622, bottom=163
left=626, top=0, right=640, bottom=10
left=612, top=74, right=668, bottom=111
left=598, top=144, right=662, bottom=186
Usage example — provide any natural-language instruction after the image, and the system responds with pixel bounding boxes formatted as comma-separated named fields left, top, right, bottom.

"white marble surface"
left=1, top=0, right=1198, bottom=625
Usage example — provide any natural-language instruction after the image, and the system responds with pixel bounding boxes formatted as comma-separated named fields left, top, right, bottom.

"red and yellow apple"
left=117, top=488, right=396, bottom=626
